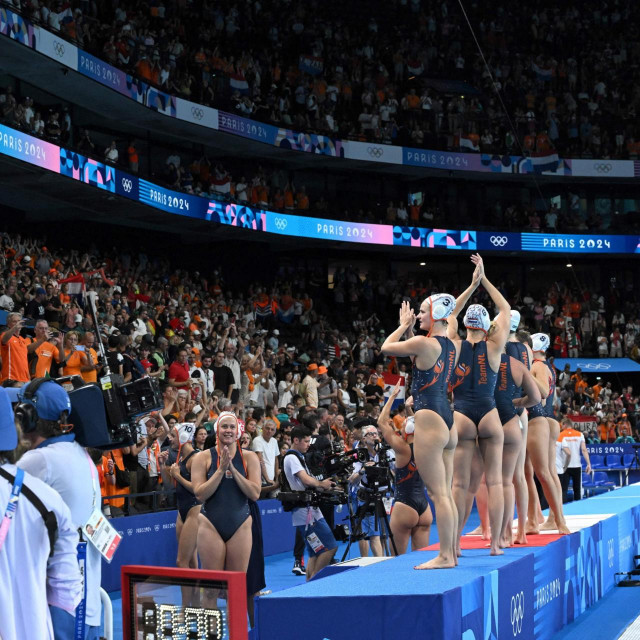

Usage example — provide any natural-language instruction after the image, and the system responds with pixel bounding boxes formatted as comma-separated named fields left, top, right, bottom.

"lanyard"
left=0, top=468, right=24, bottom=552
left=75, top=541, right=88, bottom=639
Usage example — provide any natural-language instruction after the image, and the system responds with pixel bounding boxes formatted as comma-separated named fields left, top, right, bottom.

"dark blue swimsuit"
left=494, top=354, right=521, bottom=425
left=176, top=449, right=199, bottom=522
left=506, top=341, right=529, bottom=417
left=394, top=443, right=429, bottom=516
left=452, top=340, right=498, bottom=425
left=201, top=447, right=251, bottom=542
left=543, top=361, right=556, bottom=419
left=528, top=358, right=552, bottom=420
left=411, top=335, right=456, bottom=430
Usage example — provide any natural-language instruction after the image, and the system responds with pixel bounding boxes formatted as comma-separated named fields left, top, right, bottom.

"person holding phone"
left=59, top=330, right=89, bottom=377
left=0, top=312, right=30, bottom=383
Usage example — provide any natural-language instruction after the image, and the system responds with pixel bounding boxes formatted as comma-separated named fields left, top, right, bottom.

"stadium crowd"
left=2, top=81, right=635, bottom=234
left=0, top=230, right=637, bottom=517
left=7, top=0, right=640, bottom=159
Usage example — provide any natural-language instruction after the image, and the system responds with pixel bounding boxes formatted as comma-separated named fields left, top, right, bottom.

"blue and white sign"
left=552, top=358, right=640, bottom=373
left=521, top=233, right=637, bottom=254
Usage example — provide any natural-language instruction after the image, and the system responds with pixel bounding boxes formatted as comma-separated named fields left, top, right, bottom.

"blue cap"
left=19, top=380, right=71, bottom=421
left=36, top=287, right=46, bottom=296
left=0, top=388, right=17, bottom=450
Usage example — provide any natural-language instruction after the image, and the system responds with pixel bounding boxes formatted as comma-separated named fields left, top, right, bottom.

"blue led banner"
left=1, top=121, right=640, bottom=254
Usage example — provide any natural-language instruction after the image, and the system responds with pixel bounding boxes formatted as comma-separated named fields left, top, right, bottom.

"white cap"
left=510, top=310, right=521, bottom=333
left=464, top=304, right=490, bottom=333
left=531, top=333, right=550, bottom=352
left=428, top=293, right=455, bottom=321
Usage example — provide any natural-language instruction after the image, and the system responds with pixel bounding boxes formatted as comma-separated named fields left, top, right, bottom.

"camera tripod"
left=340, top=485, right=398, bottom=561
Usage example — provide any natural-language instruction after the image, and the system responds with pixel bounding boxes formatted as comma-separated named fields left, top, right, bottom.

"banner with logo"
left=35, top=25, right=78, bottom=69
left=533, top=536, right=567, bottom=638
left=498, top=554, right=535, bottom=639
left=175, top=98, right=218, bottom=129
left=138, top=179, right=208, bottom=219
left=552, top=358, right=640, bottom=373
left=344, top=140, right=403, bottom=164
left=298, top=54, right=324, bottom=76
left=586, top=443, right=636, bottom=457
left=0, top=124, right=60, bottom=172
left=78, top=50, right=129, bottom=96
left=218, top=111, right=278, bottom=144
left=115, top=171, right=139, bottom=200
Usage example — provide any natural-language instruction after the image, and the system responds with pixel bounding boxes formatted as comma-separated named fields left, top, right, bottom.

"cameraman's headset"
left=14, top=378, right=73, bottom=434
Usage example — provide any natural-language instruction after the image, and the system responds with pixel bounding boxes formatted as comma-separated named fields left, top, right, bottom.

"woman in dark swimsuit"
left=192, top=411, right=261, bottom=582
left=169, top=423, right=201, bottom=574
left=448, top=255, right=510, bottom=557
left=382, top=261, right=482, bottom=569
left=378, top=385, right=432, bottom=555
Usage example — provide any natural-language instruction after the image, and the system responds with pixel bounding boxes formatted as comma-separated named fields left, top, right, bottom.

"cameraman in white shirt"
left=0, top=386, right=82, bottom=640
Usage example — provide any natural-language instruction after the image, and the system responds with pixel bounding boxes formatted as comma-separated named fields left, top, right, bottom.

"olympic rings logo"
left=577, top=362, right=611, bottom=370
left=274, top=218, right=287, bottom=231
left=490, top=235, right=508, bottom=247
left=53, top=41, right=65, bottom=57
left=121, top=179, right=133, bottom=193
left=593, top=163, right=612, bottom=173
left=367, top=147, right=384, bottom=158
left=191, top=107, right=204, bottom=120
left=608, top=539, right=615, bottom=568
left=510, top=591, right=524, bottom=636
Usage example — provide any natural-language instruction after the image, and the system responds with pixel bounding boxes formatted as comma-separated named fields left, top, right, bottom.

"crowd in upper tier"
left=11, top=0, right=640, bottom=159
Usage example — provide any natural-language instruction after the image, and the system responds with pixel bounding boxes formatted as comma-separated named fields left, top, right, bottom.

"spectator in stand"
left=104, top=140, right=119, bottom=164
left=0, top=312, right=30, bottom=383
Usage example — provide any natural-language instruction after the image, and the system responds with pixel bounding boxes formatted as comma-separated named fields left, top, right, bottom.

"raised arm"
left=381, top=301, right=425, bottom=357
left=378, top=383, right=410, bottom=457
left=473, top=254, right=510, bottom=345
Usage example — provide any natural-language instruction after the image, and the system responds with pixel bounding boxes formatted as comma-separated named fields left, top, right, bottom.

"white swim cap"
left=531, top=333, right=550, bottom=353
left=464, top=304, right=490, bottom=333
left=427, top=293, right=455, bottom=321
left=510, top=310, right=521, bottom=333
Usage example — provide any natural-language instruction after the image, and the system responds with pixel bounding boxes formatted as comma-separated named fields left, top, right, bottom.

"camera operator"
left=348, top=425, right=394, bottom=557
left=304, top=414, right=335, bottom=529
left=16, top=379, right=103, bottom=639
left=0, top=386, right=83, bottom=640
left=284, top=426, right=338, bottom=580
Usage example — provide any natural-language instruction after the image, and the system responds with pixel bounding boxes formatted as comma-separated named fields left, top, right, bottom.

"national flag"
left=530, top=153, right=559, bottom=173
left=382, top=372, right=406, bottom=408
left=229, top=72, right=249, bottom=94
left=210, top=174, right=231, bottom=194
left=459, top=136, right=479, bottom=152
left=57, top=273, right=85, bottom=295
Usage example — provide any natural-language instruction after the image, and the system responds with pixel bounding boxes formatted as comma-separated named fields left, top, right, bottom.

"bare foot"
left=468, top=525, right=483, bottom=535
left=525, top=520, right=540, bottom=535
left=538, top=511, right=545, bottom=525
left=415, top=556, right=456, bottom=570
left=540, top=519, right=558, bottom=531
left=490, top=545, right=504, bottom=556
left=514, top=531, right=528, bottom=545
left=456, top=546, right=462, bottom=557
left=499, top=536, right=511, bottom=549
left=557, top=523, right=571, bottom=535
